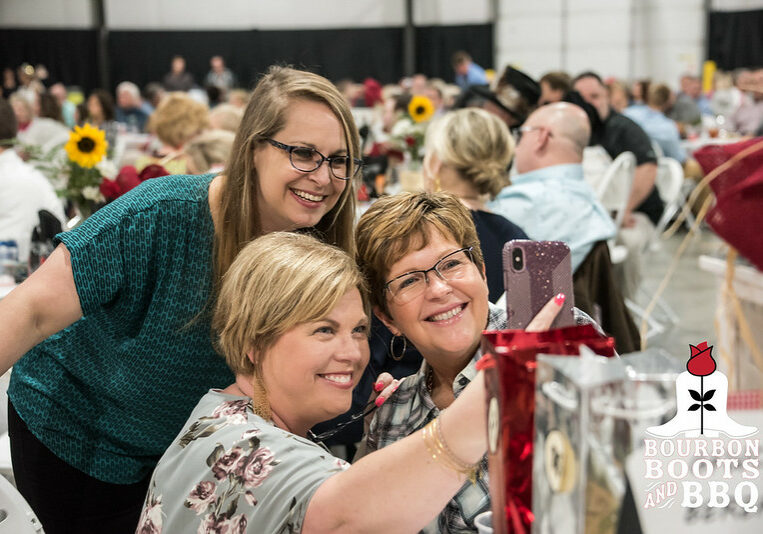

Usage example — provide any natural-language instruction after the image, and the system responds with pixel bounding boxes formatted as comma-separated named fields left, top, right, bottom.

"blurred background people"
left=208, top=103, right=243, bottom=133
left=624, top=83, right=687, bottom=163
left=49, top=82, right=76, bottom=128
left=204, top=55, right=237, bottom=95
left=0, top=98, right=65, bottom=263
left=183, top=129, right=235, bottom=174
left=16, top=92, right=70, bottom=153
left=115, top=81, right=151, bottom=133
left=162, top=55, right=195, bottom=92
left=137, top=91, right=209, bottom=174
left=538, top=71, right=571, bottom=106
left=452, top=50, right=487, bottom=89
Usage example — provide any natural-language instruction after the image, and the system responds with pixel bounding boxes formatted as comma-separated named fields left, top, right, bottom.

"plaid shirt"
left=360, top=303, right=505, bottom=533
left=360, top=304, right=595, bottom=533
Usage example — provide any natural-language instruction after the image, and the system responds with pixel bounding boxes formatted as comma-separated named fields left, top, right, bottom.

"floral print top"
left=136, top=390, right=349, bottom=533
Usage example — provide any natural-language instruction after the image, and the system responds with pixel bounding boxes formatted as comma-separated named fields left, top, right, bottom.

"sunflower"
left=408, top=95, right=435, bottom=123
left=65, top=123, right=108, bottom=168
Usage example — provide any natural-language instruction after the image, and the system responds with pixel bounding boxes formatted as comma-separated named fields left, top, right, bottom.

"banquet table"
left=680, top=135, right=745, bottom=154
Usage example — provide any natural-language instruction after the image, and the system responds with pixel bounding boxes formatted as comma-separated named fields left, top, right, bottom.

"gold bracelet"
left=422, top=417, right=480, bottom=483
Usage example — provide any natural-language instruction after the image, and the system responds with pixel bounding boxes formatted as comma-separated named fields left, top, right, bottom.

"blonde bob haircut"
left=216, top=66, right=360, bottom=286
left=355, top=192, right=484, bottom=315
left=148, top=92, right=210, bottom=148
left=425, top=108, right=514, bottom=198
left=213, top=232, right=369, bottom=377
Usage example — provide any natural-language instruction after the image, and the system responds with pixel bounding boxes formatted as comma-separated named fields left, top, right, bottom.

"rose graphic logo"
left=640, top=342, right=760, bottom=516
left=648, top=342, right=756, bottom=438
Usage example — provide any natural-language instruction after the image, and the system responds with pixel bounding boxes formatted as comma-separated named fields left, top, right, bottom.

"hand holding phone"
left=503, top=240, right=575, bottom=330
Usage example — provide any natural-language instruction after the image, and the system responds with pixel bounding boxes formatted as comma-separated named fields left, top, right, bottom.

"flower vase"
left=399, top=156, right=425, bottom=193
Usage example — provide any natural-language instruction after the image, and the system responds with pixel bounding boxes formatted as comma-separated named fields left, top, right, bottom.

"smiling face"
left=253, top=99, right=348, bottom=233
left=260, top=288, right=370, bottom=435
left=378, top=228, right=489, bottom=367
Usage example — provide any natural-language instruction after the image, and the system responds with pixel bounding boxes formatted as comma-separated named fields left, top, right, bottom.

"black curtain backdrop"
left=708, top=9, right=763, bottom=70
left=0, top=29, right=100, bottom=91
left=0, top=25, right=492, bottom=93
left=416, top=24, right=493, bottom=81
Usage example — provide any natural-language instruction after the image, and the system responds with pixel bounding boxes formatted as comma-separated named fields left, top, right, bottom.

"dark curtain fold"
left=1, top=25, right=492, bottom=93
left=708, top=9, right=763, bottom=70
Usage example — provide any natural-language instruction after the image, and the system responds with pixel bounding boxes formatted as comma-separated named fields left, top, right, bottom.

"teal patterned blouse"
left=8, top=174, right=235, bottom=484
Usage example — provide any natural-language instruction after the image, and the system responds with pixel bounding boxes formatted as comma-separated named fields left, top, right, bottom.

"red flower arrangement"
left=100, top=164, right=170, bottom=202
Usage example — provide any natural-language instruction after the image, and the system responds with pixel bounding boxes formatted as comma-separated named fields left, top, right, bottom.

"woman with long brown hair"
left=0, top=65, right=361, bottom=533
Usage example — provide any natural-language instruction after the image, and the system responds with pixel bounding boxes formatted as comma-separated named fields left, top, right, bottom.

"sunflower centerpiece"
left=62, top=123, right=109, bottom=217
left=389, top=94, right=435, bottom=170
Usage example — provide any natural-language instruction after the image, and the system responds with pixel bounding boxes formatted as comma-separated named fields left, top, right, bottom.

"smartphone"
left=503, top=240, right=575, bottom=330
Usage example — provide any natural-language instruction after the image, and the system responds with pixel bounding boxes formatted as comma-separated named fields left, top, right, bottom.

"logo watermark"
left=643, top=342, right=759, bottom=513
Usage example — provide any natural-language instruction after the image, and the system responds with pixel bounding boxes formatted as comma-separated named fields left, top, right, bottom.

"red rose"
left=139, top=164, right=170, bottom=181
left=116, top=166, right=141, bottom=194
left=405, top=136, right=416, bottom=147
left=99, top=178, right=122, bottom=201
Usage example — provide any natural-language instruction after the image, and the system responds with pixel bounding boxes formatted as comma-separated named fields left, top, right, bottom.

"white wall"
left=104, top=0, right=405, bottom=30
left=0, top=0, right=93, bottom=28
left=0, top=0, right=721, bottom=86
left=711, top=0, right=763, bottom=10
left=495, top=0, right=706, bottom=88
left=0, top=0, right=492, bottom=30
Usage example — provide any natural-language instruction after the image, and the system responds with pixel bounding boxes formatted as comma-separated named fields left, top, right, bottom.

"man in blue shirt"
left=452, top=51, right=488, bottom=90
left=624, top=83, right=687, bottom=163
left=489, top=102, right=615, bottom=272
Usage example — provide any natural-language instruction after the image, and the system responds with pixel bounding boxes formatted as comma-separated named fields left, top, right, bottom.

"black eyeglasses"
left=307, top=400, right=378, bottom=442
left=264, top=138, right=363, bottom=180
left=384, top=247, right=476, bottom=304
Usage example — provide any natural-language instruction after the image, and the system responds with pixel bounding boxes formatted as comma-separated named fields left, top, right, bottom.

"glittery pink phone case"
left=503, top=240, right=575, bottom=330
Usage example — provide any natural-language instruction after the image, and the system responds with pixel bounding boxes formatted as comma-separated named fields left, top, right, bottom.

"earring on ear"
left=389, top=334, right=407, bottom=361
left=250, top=369, right=272, bottom=421
left=434, top=174, right=441, bottom=192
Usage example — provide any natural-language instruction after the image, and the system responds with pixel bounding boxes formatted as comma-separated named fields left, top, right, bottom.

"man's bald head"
left=529, top=102, right=590, bottom=155
left=513, top=102, right=591, bottom=174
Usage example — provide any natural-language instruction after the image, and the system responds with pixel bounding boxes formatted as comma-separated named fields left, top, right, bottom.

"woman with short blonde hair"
left=148, top=91, right=209, bottom=149
left=353, top=191, right=569, bottom=532
left=424, top=108, right=514, bottom=198
left=423, top=108, right=527, bottom=302
left=213, top=232, right=367, bottom=419
left=184, top=129, right=235, bottom=174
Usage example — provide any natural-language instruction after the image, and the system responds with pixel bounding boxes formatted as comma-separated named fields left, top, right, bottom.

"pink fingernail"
left=554, top=293, right=565, bottom=306
left=375, top=396, right=386, bottom=407
left=373, top=381, right=384, bottom=392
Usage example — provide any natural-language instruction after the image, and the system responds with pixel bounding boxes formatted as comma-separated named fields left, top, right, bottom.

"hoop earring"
left=250, top=369, right=272, bottom=421
left=389, top=334, right=407, bottom=361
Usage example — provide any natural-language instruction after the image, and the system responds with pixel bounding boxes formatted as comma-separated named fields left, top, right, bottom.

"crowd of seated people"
left=1, top=53, right=762, bottom=533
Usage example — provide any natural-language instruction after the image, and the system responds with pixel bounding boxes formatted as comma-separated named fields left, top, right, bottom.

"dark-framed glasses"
left=384, top=247, right=475, bottom=304
left=264, top=137, right=363, bottom=180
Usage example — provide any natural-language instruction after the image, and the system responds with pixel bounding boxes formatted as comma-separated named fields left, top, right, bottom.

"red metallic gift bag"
left=477, top=325, right=616, bottom=534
